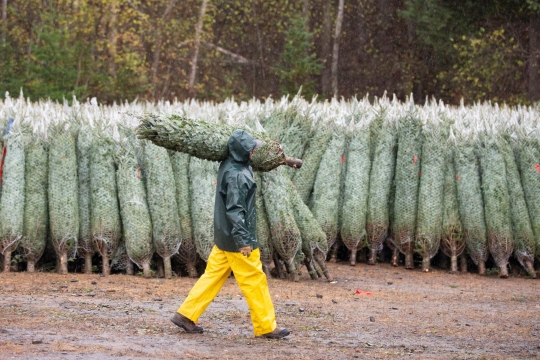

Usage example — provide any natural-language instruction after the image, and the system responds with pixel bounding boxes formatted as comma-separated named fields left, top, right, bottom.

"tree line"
left=1, top=0, right=540, bottom=105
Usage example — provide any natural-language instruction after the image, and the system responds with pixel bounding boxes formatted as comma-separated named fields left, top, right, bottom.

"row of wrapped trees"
left=1, top=93, right=539, bottom=280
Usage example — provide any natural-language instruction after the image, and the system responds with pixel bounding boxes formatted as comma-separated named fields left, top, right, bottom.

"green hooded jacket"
left=214, top=129, right=259, bottom=252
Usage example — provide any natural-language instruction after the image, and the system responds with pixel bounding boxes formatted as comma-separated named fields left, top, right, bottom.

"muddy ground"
left=0, top=261, right=539, bottom=360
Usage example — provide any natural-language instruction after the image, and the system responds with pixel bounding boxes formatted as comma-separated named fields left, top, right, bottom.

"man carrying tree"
left=171, top=129, right=290, bottom=339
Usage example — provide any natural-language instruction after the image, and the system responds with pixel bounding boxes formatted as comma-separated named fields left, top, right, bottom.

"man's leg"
left=227, top=248, right=277, bottom=336
left=178, top=245, right=231, bottom=322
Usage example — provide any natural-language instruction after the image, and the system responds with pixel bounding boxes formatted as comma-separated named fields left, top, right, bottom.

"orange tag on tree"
left=413, top=155, right=418, bottom=165
left=534, top=164, right=540, bottom=173
left=137, top=166, right=141, bottom=179
left=456, top=175, right=461, bottom=180
left=341, top=154, right=345, bottom=163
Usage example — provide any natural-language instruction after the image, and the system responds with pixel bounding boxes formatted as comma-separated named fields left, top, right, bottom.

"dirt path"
left=1, top=262, right=539, bottom=359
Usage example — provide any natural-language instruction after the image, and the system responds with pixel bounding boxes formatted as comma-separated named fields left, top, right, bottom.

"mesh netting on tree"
left=261, top=167, right=302, bottom=281
left=366, top=111, right=397, bottom=264
left=311, top=129, right=346, bottom=251
left=478, top=136, right=514, bottom=278
left=189, top=156, right=218, bottom=262
left=392, top=106, right=422, bottom=269
left=48, top=125, right=79, bottom=274
left=415, top=109, right=447, bottom=271
left=144, top=141, right=182, bottom=278
left=453, top=133, right=488, bottom=274
left=292, top=124, right=332, bottom=204
left=116, top=137, right=154, bottom=278
left=440, top=147, right=465, bottom=273
left=90, top=132, right=122, bottom=276
left=498, top=137, right=536, bottom=277
left=20, top=136, right=48, bottom=273
left=339, top=116, right=371, bottom=266
left=170, top=152, right=198, bottom=278
left=255, top=172, right=274, bottom=273
left=76, top=126, right=94, bottom=273
left=287, top=177, right=333, bottom=281
left=136, top=113, right=302, bottom=172
left=0, top=130, right=25, bottom=272
left=517, top=135, right=540, bottom=262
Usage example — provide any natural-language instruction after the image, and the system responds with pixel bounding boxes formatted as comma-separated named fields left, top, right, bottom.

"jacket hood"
left=227, top=129, right=257, bottom=163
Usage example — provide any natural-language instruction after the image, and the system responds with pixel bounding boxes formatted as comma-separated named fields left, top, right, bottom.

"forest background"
left=2, top=0, right=540, bottom=105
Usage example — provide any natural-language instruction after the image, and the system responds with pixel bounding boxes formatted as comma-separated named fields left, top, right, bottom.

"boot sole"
left=256, top=330, right=291, bottom=339
left=170, top=317, right=204, bottom=334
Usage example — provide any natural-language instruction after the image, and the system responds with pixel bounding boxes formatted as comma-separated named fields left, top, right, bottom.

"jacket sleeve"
left=225, top=173, right=251, bottom=249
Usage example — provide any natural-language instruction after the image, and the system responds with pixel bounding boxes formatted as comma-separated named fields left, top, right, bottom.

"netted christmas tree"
left=0, top=129, right=25, bottom=272
left=76, top=126, right=94, bottom=273
left=170, top=152, right=198, bottom=277
left=116, top=135, right=154, bottom=278
left=90, top=131, right=122, bottom=276
left=392, top=105, right=422, bottom=269
left=189, top=156, right=218, bottom=262
left=136, top=113, right=302, bottom=171
left=453, top=125, right=488, bottom=275
left=311, top=128, right=346, bottom=255
left=366, top=108, right=398, bottom=265
left=261, top=167, right=302, bottom=281
left=287, top=177, right=333, bottom=281
left=415, top=108, right=447, bottom=272
left=478, top=135, right=514, bottom=278
left=20, top=135, right=48, bottom=272
left=144, top=141, right=182, bottom=278
left=255, top=172, right=274, bottom=276
left=339, top=116, right=371, bottom=266
left=499, top=136, right=536, bottom=277
left=48, top=124, right=79, bottom=274
left=440, top=142, right=465, bottom=273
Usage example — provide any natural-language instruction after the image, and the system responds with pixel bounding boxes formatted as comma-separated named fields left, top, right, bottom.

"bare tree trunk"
left=125, top=260, right=134, bottom=275
left=321, top=0, right=332, bottom=95
left=3, top=249, right=11, bottom=272
left=303, top=0, right=310, bottom=26
left=188, top=0, right=208, bottom=98
left=331, top=0, right=345, bottom=98
left=163, top=256, right=172, bottom=279
left=108, top=0, right=118, bottom=78
left=84, top=253, right=93, bottom=274
left=142, top=262, right=151, bottom=278
left=27, top=257, right=35, bottom=273
left=529, top=13, right=540, bottom=102
left=152, top=0, right=177, bottom=99
left=58, top=249, right=68, bottom=275
left=1, top=0, right=7, bottom=46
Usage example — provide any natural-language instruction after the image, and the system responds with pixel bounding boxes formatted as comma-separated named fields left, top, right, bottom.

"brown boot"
left=171, top=313, right=203, bottom=334
left=257, top=327, right=290, bottom=339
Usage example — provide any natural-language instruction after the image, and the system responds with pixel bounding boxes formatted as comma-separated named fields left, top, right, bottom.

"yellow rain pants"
left=177, top=245, right=277, bottom=336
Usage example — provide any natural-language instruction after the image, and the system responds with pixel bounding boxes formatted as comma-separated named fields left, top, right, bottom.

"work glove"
left=239, top=245, right=253, bottom=257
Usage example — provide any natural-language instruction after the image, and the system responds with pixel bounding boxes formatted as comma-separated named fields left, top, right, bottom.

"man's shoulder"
left=223, top=163, right=254, bottom=183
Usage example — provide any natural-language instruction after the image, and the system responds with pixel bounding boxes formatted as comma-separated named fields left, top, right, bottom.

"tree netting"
left=90, top=132, right=122, bottom=276
left=415, top=109, right=447, bottom=271
left=366, top=112, right=398, bottom=264
left=170, top=152, right=198, bottom=277
left=498, top=137, right=536, bottom=277
left=261, top=167, right=302, bottom=281
left=311, top=129, right=346, bottom=251
left=517, top=135, right=540, bottom=263
left=76, top=126, right=94, bottom=273
left=20, top=137, right=48, bottom=272
left=189, top=156, right=218, bottom=262
left=48, top=126, right=79, bottom=274
left=392, top=107, right=423, bottom=269
left=0, top=130, right=26, bottom=272
left=287, top=177, right=332, bottom=281
left=292, top=124, right=332, bottom=204
left=260, top=99, right=312, bottom=178
left=255, top=172, right=273, bottom=272
left=136, top=113, right=302, bottom=172
left=339, top=117, right=371, bottom=265
left=116, top=137, right=154, bottom=278
left=478, top=136, right=514, bottom=278
left=440, top=148, right=465, bottom=273
left=143, top=141, right=182, bottom=277
left=453, top=133, right=488, bottom=274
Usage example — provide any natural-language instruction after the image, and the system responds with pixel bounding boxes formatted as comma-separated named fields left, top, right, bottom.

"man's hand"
left=239, top=246, right=253, bottom=257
